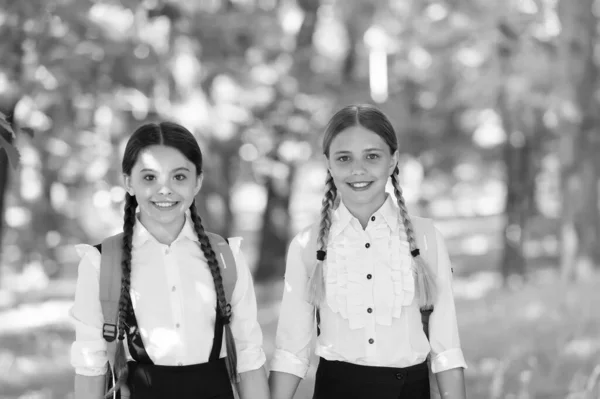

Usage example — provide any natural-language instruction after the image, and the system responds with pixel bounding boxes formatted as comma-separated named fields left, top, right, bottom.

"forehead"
left=329, top=125, right=389, bottom=152
left=133, top=145, right=194, bottom=172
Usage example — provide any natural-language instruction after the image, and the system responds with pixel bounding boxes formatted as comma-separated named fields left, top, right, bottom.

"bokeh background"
left=0, top=0, right=599, bottom=398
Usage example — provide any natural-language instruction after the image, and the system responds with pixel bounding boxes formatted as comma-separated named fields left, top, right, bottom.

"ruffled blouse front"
left=324, top=197, right=415, bottom=330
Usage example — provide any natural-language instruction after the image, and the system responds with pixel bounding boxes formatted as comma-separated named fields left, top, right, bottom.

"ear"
left=194, top=173, right=204, bottom=196
left=388, top=150, right=399, bottom=176
left=123, top=174, right=135, bottom=196
left=322, top=154, right=331, bottom=173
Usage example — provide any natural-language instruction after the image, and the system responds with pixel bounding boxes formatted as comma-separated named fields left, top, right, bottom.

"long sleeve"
left=270, top=229, right=316, bottom=378
left=228, top=238, right=267, bottom=373
left=69, top=245, right=109, bottom=376
left=428, top=228, right=468, bottom=373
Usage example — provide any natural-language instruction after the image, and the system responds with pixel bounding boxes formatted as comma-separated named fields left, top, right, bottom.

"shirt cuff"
left=71, top=340, right=108, bottom=376
left=270, top=349, right=311, bottom=379
left=430, top=348, right=467, bottom=373
left=237, top=347, right=267, bottom=374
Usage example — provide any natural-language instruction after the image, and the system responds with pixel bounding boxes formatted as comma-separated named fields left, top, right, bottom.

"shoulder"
left=287, top=222, right=320, bottom=268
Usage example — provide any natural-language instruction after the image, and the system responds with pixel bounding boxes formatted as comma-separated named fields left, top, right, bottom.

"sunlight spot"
left=280, top=3, right=303, bottom=35
left=147, top=328, right=181, bottom=359
left=425, top=3, right=448, bottom=21
left=456, top=47, right=484, bottom=68
left=408, top=46, right=432, bottom=70
left=369, top=49, right=388, bottom=103
left=473, top=109, right=505, bottom=148
left=240, top=143, right=259, bottom=162
left=231, top=183, right=267, bottom=214
left=563, top=338, right=598, bottom=358
left=110, top=186, right=126, bottom=203
left=93, top=190, right=112, bottom=208
left=5, top=207, right=32, bottom=228
left=20, top=168, right=42, bottom=201
left=284, top=280, right=293, bottom=293
left=460, top=234, right=491, bottom=256
left=521, top=301, right=544, bottom=320
left=46, top=231, right=61, bottom=248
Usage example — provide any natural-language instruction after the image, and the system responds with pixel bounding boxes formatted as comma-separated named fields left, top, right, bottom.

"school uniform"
left=70, top=213, right=266, bottom=398
left=270, top=195, right=467, bottom=399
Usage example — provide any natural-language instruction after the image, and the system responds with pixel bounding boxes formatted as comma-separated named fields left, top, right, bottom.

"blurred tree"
left=556, top=0, right=600, bottom=280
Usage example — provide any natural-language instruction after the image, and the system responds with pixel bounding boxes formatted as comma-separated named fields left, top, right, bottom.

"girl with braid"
left=269, top=105, right=467, bottom=399
left=70, top=122, right=269, bottom=399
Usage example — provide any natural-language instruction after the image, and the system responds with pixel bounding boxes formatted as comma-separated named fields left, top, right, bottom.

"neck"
left=343, top=193, right=387, bottom=229
left=138, top=214, right=186, bottom=246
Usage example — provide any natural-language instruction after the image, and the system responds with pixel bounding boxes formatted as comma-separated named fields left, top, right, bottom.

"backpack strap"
left=302, top=224, right=322, bottom=335
left=412, top=217, right=438, bottom=339
left=205, top=232, right=237, bottom=308
left=97, top=233, right=130, bottom=399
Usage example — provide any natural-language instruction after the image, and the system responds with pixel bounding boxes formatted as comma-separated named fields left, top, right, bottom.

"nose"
left=351, top=159, right=367, bottom=175
left=158, top=182, right=173, bottom=195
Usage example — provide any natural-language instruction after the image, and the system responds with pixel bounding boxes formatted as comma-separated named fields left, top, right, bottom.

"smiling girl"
left=70, top=122, right=269, bottom=399
left=269, top=105, right=467, bottom=399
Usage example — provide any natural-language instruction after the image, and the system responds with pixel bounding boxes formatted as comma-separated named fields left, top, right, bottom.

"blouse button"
left=368, top=338, right=374, bottom=344
left=165, top=248, right=171, bottom=255
left=367, top=307, right=373, bottom=314
left=365, top=243, right=370, bottom=248
left=367, top=274, right=372, bottom=280
left=172, top=286, right=176, bottom=292
left=395, top=372, right=403, bottom=380
left=176, top=323, right=180, bottom=329
left=371, top=216, right=376, bottom=221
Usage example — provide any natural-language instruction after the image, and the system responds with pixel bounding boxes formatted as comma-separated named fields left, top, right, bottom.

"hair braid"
left=390, top=167, right=437, bottom=308
left=308, top=170, right=337, bottom=307
left=105, top=193, right=136, bottom=398
left=188, top=202, right=239, bottom=391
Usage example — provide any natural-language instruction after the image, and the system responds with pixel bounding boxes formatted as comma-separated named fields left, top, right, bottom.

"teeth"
left=154, top=202, right=177, bottom=208
left=350, top=182, right=370, bottom=188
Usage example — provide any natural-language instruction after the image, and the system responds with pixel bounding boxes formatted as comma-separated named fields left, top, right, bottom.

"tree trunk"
left=557, top=0, right=600, bottom=280
left=255, top=158, right=294, bottom=281
left=496, top=22, right=530, bottom=282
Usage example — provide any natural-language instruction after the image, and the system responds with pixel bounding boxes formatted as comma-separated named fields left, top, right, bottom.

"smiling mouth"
left=152, top=201, right=179, bottom=209
left=347, top=182, right=373, bottom=190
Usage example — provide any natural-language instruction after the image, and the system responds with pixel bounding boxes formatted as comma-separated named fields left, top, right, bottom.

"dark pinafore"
left=123, top=306, right=233, bottom=399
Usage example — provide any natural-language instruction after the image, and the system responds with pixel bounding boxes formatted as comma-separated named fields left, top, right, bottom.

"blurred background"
left=0, top=0, right=599, bottom=398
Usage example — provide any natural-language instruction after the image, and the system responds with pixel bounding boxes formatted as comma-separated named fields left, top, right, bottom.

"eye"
left=366, top=153, right=380, bottom=160
left=337, top=155, right=350, bottom=162
left=143, top=175, right=156, bottom=181
left=174, top=174, right=187, bottom=181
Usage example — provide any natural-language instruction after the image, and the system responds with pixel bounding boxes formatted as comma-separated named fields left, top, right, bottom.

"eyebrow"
left=332, top=148, right=385, bottom=155
left=140, top=167, right=191, bottom=173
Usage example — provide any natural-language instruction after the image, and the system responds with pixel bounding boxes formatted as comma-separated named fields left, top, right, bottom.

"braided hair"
left=110, top=122, right=239, bottom=397
left=310, top=104, right=437, bottom=308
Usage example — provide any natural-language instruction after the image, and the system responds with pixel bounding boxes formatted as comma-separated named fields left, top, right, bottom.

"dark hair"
left=107, top=122, right=239, bottom=398
left=308, top=105, right=437, bottom=310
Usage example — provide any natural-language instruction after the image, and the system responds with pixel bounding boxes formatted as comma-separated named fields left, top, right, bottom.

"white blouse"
left=70, top=214, right=266, bottom=376
left=270, top=195, right=467, bottom=378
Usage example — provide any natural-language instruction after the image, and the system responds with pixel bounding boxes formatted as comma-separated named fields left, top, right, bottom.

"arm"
left=70, top=245, right=110, bottom=399
left=238, top=366, right=269, bottom=399
left=268, top=230, right=316, bottom=399
left=429, top=228, right=468, bottom=399
left=435, top=368, right=466, bottom=399
left=228, top=239, right=269, bottom=399
left=74, top=375, right=105, bottom=399
left=268, top=371, right=302, bottom=399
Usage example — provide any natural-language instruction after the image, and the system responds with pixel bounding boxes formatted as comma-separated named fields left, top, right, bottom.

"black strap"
left=316, top=308, right=321, bottom=336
